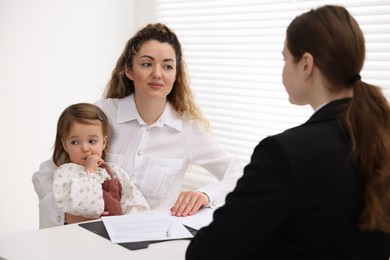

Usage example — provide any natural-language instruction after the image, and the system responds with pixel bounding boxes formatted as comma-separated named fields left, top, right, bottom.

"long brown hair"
left=287, top=5, right=390, bottom=232
left=52, top=103, right=110, bottom=166
left=103, top=23, right=209, bottom=130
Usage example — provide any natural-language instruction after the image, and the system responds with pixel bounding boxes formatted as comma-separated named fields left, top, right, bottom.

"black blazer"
left=186, top=99, right=390, bottom=260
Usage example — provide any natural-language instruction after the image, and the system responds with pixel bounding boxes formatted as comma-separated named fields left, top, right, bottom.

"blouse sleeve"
left=52, top=163, right=110, bottom=218
left=190, top=122, right=244, bottom=208
left=106, top=162, right=151, bottom=214
left=32, top=158, right=64, bottom=225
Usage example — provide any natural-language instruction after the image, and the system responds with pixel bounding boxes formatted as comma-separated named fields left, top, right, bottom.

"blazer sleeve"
left=186, top=136, right=297, bottom=260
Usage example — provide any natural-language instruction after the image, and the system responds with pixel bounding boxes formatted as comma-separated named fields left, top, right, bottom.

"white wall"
left=0, top=0, right=156, bottom=234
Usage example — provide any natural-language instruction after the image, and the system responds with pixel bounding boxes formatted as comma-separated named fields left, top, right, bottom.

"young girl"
left=52, top=103, right=150, bottom=223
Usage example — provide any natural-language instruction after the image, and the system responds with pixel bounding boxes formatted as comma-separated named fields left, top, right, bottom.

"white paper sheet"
left=101, top=207, right=215, bottom=244
left=101, top=211, right=192, bottom=243
left=174, top=207, right=215, bottom=230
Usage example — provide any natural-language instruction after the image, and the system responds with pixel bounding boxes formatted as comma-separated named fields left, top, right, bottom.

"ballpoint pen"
left=166, top=223, right=173, bottom=237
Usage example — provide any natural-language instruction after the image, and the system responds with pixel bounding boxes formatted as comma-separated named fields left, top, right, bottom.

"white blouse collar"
left=116, top=94, right=182, bottom=132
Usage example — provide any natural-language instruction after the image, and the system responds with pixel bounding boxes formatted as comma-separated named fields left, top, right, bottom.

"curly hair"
left=103, top=23, right=209, bottom=130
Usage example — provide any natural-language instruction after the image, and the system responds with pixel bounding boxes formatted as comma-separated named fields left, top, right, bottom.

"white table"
left=0, top=222, right=190, bottom=260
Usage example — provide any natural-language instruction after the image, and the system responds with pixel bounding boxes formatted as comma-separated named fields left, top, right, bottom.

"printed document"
left=101, top=207, right=215, bottom=243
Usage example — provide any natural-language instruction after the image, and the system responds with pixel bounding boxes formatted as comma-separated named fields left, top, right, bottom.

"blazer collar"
left=305, top=98, right=351, bottom=125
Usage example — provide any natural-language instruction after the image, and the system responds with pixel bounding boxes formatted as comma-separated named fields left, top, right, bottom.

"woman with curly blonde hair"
left=33, top=23, right=243, bottom=225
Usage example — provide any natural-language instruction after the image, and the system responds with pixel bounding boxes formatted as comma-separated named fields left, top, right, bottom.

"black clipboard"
left=79, top=220, right=197, bottom=250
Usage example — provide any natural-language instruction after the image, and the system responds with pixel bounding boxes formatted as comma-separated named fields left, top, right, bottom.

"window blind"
left=156, top=0, right=390, bottom=180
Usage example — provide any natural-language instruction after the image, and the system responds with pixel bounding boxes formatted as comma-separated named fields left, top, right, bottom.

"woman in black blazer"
left=186, top=5, right=390, bottom=260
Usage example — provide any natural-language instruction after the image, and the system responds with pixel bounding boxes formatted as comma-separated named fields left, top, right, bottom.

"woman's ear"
left=124, top=65, right=134, bottom=80
left=301, top=52, right=315, bottom=80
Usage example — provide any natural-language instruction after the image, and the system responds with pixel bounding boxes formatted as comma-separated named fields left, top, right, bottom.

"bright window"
left=156, top=0, right=390, bottom=184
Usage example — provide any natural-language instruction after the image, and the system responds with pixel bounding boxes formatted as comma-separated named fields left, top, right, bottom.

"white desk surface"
left=0, top=222, right=190, bottom=260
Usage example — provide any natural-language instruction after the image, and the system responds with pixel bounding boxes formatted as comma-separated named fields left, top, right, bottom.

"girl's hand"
left=101, top=211, right=110, bottom=216
left=170, top=191, right=210, bottom=217
left=84, top=155, right=104, bottom=173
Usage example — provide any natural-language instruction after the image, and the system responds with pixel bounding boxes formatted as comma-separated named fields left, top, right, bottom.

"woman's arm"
left=186, top=136, right=296, bottom=259
left=171, top=122, right=244, bottom=216
left=190, top=129, right=244, bottom=207
left=107, top=162, right=151, bottom=214
left=32, top=158, right=65, bottom=226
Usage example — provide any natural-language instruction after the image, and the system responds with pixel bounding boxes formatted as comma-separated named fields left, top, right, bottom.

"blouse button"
left=57, top=216, right=62, bottom=223
left=137, top=150, right=142, bottom=156
left=212, top=201, right=218, bottom=207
